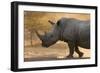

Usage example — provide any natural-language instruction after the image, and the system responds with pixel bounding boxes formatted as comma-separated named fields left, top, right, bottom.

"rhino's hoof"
left=67, top=55, right=73, bottom=58
left=79, top=52, right=83, bottom=58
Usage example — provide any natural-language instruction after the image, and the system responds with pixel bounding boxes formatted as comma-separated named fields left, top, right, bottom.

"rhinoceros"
left=35, top=17, right=90, bottom=58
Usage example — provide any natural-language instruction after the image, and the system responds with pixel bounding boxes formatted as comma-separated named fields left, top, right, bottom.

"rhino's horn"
left=48, top=20, right=55, bottom=25
left=35, top=31, right=44, bottom=41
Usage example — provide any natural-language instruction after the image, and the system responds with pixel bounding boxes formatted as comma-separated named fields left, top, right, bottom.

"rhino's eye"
left=50, top=35, right=53, bottom=37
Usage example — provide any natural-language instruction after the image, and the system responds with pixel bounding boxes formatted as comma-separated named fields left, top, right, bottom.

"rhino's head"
left=35, top=20, right=59, bottom=47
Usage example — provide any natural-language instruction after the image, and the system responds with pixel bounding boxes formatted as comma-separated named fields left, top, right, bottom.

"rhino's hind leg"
left=67, top=41, right=75, bottom=58
left=75, top=45, right=83, bottom=58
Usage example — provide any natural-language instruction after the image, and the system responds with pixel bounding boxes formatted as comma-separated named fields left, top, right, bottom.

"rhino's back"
left=58, top=18, right=90, bottom=49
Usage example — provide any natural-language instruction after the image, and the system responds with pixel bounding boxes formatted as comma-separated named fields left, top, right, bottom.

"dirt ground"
left=24, top=40, right=90, bottom=62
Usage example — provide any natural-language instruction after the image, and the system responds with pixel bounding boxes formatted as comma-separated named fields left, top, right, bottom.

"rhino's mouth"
left=42, top=41, right=56, bottom=47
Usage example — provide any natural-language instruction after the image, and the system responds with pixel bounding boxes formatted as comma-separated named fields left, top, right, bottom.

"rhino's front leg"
left=67, top=41, right=75, bottom=58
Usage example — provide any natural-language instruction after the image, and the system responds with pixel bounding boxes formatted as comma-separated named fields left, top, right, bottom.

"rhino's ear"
left=48, top=20, right=55, bottom=25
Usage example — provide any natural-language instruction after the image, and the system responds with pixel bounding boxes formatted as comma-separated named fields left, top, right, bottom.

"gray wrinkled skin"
left=36, top=18, right=90, bottom=58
